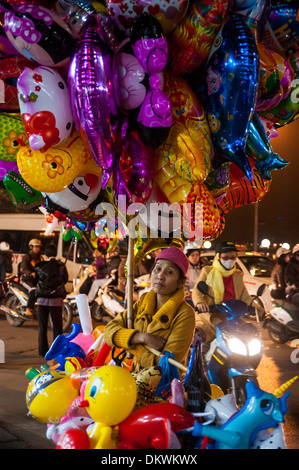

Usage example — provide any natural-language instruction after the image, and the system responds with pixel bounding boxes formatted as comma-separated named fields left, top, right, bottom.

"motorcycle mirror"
left=256, top=284, right=267, bottom=297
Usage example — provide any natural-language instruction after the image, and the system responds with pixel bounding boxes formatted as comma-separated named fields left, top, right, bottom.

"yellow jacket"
left=104, top=288, right=195, bottom=372
left=192, top=265, right=252, bottom=307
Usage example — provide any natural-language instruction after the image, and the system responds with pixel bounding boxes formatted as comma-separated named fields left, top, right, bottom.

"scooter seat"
left=287, top=321, right=299, bottom=334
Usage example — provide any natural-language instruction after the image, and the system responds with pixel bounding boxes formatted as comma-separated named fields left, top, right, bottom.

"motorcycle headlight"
left=248, top=338, right=262, bottom=356
left=226, top=337, right=247, bottom=356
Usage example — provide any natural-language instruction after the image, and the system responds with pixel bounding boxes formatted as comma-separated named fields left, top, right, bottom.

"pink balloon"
left=68, top=16, right=119, bottom=173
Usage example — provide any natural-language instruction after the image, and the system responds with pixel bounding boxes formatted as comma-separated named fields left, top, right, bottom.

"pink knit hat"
left=154, top=247, right=189, bottom=277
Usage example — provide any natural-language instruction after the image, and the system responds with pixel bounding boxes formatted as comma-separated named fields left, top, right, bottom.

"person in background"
left=35, top=244, right=68, bottom=357
left=285, top=244, right=299, bottom=306
left=20, top=238, right=44, bottom=318
left=80, top=245, right=108, bottom=302
left=184, top=245, right=202, bottom=307
left=271, top=246, right=291, bottom=300
left=104, top=246, right=195, bottom=373
left=192, top=241, right=254, bottom=343
left=0, top=242, right=12, bottom=282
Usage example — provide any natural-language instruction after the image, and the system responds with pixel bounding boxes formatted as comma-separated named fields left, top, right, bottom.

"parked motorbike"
left=263, top=292, right=299, bottom=344
left=0, top=276, right=73, bottom=332
left=196, top=281, right=264, bottom=406
left=67, top=269, right=151, bottom=323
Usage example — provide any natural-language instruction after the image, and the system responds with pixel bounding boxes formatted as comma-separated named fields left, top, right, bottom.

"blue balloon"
left=205, top=14, right=259, bottom=181
left=246, top=113, right=288, bottom=180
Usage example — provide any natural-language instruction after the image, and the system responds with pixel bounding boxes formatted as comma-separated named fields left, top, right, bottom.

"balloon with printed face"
left=17, top=131, right=102, bottom=193
left=106, top=0, right=189, bottom=36
left=0, top=2, right=75, bottom=67
left=68, top=16, right=119, bottom=172
left=205, top=14, right=259, bottom=181
left=168, top=0, right=229, bottom=76
left=17, top=66, right=73, bottom=152
left=157, top=72, right=213, bottom=184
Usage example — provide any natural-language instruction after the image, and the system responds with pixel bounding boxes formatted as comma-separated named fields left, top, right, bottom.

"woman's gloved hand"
left=196, top=303, right=210, bottom=313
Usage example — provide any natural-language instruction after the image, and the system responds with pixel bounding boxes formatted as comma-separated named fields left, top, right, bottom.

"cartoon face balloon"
left=205, top=14, right=259, bottom=181
left=106, top=0, right=190, bottom=36
left=17, top=131, right=102, bottom=193
left=1, top=2, right=74, bottom=67
left=17, top=66, right=73, bottom=152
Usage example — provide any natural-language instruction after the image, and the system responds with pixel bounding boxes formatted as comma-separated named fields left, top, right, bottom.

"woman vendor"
left=104, top=247, right=196, bottom=372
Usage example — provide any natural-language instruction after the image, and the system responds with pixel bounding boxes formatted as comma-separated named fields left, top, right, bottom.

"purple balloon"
left=0, top=160, right=19, bottom=181
left=68, top=16, right=119, bottom=172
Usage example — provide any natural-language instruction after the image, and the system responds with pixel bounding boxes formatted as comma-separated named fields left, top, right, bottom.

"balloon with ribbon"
left=246, top=112, right=288, bottom=179
left=68, top=15, right=119, bottom=176
left=17, top=66, right=73, bottom=152
left=157, top=71, right=213, bottom=184
left=106, top=0, right=190, bottom=36
left=167, top=0, right=229, bottom=76
left=205, top=13, right=259, bottom=181
left=0, top=1, right=75, bottom=67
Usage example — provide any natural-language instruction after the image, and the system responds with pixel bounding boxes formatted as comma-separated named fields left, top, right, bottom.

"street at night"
left=0, top=314, right=298, bottom=450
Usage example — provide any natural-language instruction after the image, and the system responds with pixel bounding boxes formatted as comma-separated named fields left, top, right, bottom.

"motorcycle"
left=67, top=269, right=151, bottom=323
left=263, top=291, right=299, bottom=344
left=0, top=276, right=73, bottom=332
left=196, top=281, right=264, bottom=406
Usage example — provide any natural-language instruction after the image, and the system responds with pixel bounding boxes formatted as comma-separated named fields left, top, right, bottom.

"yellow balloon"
left=26, top=369, right=78, bottom=424
left=84, top=365, right=137, bottom=426
left=17, top=131, right=102, bottom=193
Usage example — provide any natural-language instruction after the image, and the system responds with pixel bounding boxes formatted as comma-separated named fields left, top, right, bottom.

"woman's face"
left=188, top=251, right=200, bottom=265
left=151, top=259, right=183, bottom=296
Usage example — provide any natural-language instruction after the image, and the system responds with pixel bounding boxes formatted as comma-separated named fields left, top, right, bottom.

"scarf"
left=136, top=288, right=185, bottom=328
left=206, top=253, right=237, bottom=304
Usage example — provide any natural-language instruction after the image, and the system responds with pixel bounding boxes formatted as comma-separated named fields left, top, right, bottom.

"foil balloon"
left=0, top=2, right=75, bottom=67
left=168, top=0, right=229, bottom=76
left=263, top=3, right=299, bottom=58
left=68, top=16, right=119, bottom=173
left=129, top=13, right=172, bottom=148
left=256, top=43, right=282, bottom=112
left=3, top=170, right=44, bottom=208
left=257, top=51, right=299, bottom=127
left=246, top=113, right=288, bottom=179
left=157, top=71, right=213, bottom=184
left=0, top=113, right=27, bottom=161
left=204, top=163, right=230, bottom=201
left=17, top=131, right=102, bottom=193
left=232, top=0, right=268, bottom=39
left=219, top=159, right=271, bottom=215
left=0, top=56, right=37, bottom=111
left=118, top=130, right=154, bottom=204
left=106, top=0, right=190, bottom=36
left=0, top=160, right=19, bottom=180
left=205, top=14, right=259, bottom=181
left=17, top=66, right=73, bottom=152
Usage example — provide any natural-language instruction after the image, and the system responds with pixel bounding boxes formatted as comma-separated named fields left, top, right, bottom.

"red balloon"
left=56, top=429, right=90, bottom=449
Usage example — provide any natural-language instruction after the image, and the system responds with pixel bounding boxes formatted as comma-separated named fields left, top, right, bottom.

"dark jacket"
left=285, top=257, right=299, bottom=293
left=21, top=252, right=44, bottom=277
left=35, top=259, right=68, bottom=299
left=271, top=261, right=288, bottom=299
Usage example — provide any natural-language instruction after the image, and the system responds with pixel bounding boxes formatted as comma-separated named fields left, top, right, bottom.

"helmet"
left=215, top=241, right=238, bottom=254
left=184, top=243, right=201, bottom=254
left=29, top=238, right=41, bottom=247
left=276, top=247, right=291, bottom=258
left=292, top=244, right=299, bottom=254
left=0, top=241, right=10, bottom=251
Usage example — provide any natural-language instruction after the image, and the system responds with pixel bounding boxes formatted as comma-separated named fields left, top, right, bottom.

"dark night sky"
left=216, top=118, right=299, bottom=248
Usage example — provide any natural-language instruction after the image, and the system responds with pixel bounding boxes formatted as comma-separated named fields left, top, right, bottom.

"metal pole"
left=253, top=203, right=258, bottom=251
left=126, top=231, right=134, bottom=359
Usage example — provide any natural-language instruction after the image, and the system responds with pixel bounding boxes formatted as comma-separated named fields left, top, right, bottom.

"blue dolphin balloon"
left=206, top=14, right=259, bottom=181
